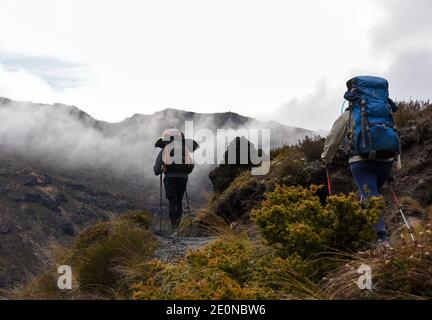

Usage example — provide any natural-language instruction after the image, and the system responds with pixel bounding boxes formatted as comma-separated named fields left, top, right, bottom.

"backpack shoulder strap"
left=344, top=103, right=354, bottom=155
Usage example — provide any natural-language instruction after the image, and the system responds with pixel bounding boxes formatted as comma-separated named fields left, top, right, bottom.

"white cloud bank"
left=0, top=0, right=431, bottom=130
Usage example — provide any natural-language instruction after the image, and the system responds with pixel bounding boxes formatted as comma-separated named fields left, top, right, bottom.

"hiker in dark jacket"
left=154, top=129, right=194, bottom=235
left=321, top=76, right=400, bottom=247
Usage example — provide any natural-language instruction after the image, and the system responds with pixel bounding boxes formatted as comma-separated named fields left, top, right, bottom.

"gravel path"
left=154, top=234, right=218, bottom=262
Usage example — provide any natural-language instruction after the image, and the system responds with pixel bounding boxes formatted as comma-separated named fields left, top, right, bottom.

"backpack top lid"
left=162, top=128, right=182, bottom=141
left=155, top=128, right=200, bottom=151
left=154, top=128, right=183, bottom=148
left=345, top=76, right=389, bottom=103
left=346, top=76, right=388, bottom=90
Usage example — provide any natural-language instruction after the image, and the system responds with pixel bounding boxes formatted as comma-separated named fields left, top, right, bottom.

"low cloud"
left=261, top=0, right=432, bottom=131
left=0, top=64, right=61, bottom=103
left=385, top=49, right=432, bottom=101
left=372, top=0, right=432, bottom=52
left=0, top=51, right=88, bottom=91
left=0, top=99, right=156, bottom=176
left=372, top=0, right=432, bottom=100
left=257, top=79, right=346, bottom=132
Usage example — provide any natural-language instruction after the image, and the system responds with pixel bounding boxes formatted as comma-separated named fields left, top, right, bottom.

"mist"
left=0, top=97, right=312, bottom=208
left=0, top=99, right=155, bottom=175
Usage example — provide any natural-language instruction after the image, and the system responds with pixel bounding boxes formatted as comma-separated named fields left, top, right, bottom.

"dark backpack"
left=344, top=76, right=400, bottom=159
left=160, top=129, right=194, bottom=174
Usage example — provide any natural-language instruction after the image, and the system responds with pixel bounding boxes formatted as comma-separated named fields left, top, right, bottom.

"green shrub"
left=251, top=185, right=383, bottom=259
left=270, top=143, right=324, bottom=188
left=298, top=136, right=325, bottom=162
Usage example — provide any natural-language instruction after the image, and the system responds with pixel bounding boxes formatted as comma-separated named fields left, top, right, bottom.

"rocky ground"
left=154, top=234, right=217, bottom=262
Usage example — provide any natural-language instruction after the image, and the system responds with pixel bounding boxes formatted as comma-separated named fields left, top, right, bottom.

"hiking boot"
left=377, top=239, right=392, bottom=249
left=376, top=230, right=392, bottom=249
left=377, top=230, right=388, bottom=241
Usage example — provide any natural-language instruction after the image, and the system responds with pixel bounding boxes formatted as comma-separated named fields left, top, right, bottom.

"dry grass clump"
left=208, top=171, right=265, bottom=222
left=298, top=136, right=325, bottom=163
left=323, top=221, right=432, bottom=300
left=394, top=100, right=432, bottom=129
left=10, top=210, right=156, bottom=300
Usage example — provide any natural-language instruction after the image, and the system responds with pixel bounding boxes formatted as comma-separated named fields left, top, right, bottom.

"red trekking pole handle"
left=326, top=167, right=332, bottom=195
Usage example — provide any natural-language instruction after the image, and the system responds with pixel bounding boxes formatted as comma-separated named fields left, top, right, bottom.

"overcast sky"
left=1, top=0, right=431, bottom=130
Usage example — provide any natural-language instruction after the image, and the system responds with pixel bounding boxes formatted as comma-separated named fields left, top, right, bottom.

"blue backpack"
left=344, top=76, right=400, bottom=159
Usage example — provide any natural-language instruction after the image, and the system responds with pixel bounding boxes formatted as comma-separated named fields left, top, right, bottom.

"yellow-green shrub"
left=132, top=235, right=319, bottom=300
left=132, top=237, right=270, bottom=299
left=252, top=185, right=383, bottom=259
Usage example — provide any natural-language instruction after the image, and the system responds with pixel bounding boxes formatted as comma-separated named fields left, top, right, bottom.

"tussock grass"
left=10, top=210, right=156, bottom=300
left=400, top=197, right=426, bottom=217
left=323, top=223, right=432, bottom=300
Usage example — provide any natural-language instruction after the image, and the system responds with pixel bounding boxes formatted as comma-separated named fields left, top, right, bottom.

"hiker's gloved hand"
left=387, top=160, right=400, bottom=183
left=320, top=155, right=327, bottom=166
left=153, top=165, right=162, bottom=176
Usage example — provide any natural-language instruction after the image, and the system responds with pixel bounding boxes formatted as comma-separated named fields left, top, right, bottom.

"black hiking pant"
left=164, top=176, right=188, bottom=229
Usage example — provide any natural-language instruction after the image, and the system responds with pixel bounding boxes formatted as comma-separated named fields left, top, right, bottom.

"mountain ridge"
left=1, top=96, right=313, bottom=134
left=0, top=96, right=314, bottom=289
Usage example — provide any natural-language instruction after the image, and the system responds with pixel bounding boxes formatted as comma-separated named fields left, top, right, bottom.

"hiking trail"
left=154, top=234, right=217, bottom=262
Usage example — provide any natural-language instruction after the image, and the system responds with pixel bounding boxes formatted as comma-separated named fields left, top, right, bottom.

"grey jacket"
left=153, top=149, right=189, bottom=179
left=321, top=111, right=394, bottom=165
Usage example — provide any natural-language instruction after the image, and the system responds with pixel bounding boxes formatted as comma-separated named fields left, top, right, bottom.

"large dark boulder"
left=209, top=137, right=261, bottom=194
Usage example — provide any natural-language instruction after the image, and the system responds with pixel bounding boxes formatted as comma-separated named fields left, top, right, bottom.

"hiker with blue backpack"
left=321, top=76, right=401, bottom=247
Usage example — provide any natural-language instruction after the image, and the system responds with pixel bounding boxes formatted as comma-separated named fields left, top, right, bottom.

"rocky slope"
left=0, top=154, right=138, bottom=288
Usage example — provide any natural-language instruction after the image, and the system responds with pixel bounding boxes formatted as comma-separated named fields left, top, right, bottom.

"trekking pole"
left=185, top=188, right=194, bottom=237
left=326, top=167, right=332, bottom=195
left=159, top=173, right=163, bottom=233
left=389, top=184, right=416, bottom=242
